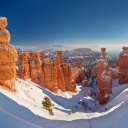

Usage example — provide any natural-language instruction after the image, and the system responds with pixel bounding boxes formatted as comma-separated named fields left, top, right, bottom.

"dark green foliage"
left=84, top=62, right=94, bottom=79
left=42, top=97, right=54, bottom=116
left=42, top=96, right=52, bottom=110
left=49, top=109, right=54, bottom=116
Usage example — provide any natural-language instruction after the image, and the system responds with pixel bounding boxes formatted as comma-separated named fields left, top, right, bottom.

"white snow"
left=0, top=78, right=128, bottom=128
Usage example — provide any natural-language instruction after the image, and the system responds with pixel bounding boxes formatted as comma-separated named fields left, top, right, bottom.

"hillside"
left=0, top=78, right=128, bottom=128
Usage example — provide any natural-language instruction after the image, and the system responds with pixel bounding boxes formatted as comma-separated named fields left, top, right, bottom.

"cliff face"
left=116, top=47, right=128, bottom=85
left=18, top=52, right=30, bottom=80
left=0, top=17, right=18, bottom=91
left=18, top=51, right=82, bottom=93
left=56, top=51, right=66, bottom=92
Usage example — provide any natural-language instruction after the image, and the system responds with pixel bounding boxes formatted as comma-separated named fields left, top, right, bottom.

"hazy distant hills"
left=15, top=45, right=75, bottom=51
left=71, top=48, right=95, bottom=54
left=15, top=45, right=119, bottom=58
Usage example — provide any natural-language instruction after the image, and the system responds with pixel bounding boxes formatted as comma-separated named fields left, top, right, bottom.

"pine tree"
left=42, top=96, right=52, bottom=110
left=49, top=109, right=54, bottom=116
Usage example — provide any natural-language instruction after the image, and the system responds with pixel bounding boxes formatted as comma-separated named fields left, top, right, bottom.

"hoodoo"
left=97, top=48, right=112, bottom=104
left=116, top=46, right=128, bottom=85
left=18, top=51, right=83, bottom=93
left=0, top=17, right=18, bottom=91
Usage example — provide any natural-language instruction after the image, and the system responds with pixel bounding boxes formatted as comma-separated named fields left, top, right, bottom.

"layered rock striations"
left=97, top=48, right=113, bottom=104
left=116, top=46, right=128, bottom=85
left=18, top=52, right=30, bottom=80
left=0, top=17, right=18, bottom=91
left=56, top=51, right=66, bottom=92
left=18, top=51, right=82, bottom=93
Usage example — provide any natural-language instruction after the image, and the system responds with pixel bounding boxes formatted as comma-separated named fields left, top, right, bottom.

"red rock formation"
left=79, top=69, right=85, bottom=82
left=42, top=61, right=58, bottom=93
left=91, top=65, right=99, bottom=79
left=56, top=51, right=66, bottom=91
left=30, top=52, right=45, bottom=84
left=0, top=17, right=18, bottom=91
left=82, top=77, right=88, bottom=86
left=18, top=52, right=30, bottom=80
left=18, top=50, right=84, bottom=93
left=62, top=63, right=79, bottom=92
left=97, top=48, right=112, bottom=104
left=116, top=46, right=128, bottom=85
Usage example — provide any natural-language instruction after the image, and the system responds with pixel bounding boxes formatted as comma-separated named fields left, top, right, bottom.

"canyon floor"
left=0, top=78, right=128, bottom=128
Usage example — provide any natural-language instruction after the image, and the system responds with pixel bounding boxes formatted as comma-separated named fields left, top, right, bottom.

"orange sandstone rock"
left=0, top=29, right=10, bottom=43
left=42, top=61, right=58, bottom=93
left=63, top=64, right=76, bottom=92
left=97, top=48, right=112, bottom=104
left=0, top=17, right=18, bottom=91
left=18, top=52, right=30, bottom=80
left=116, top=46, right=128, bottom=85
left=56, top=51, right=66, bottom=91
left=0, top=17, right=7, bottom=29
left=18, top=50, right=84, bottom=93
left=30, top=52, right=44, bottom=84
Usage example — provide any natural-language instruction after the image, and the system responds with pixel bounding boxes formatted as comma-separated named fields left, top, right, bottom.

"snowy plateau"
left=0, top=78, right=128, bottom=128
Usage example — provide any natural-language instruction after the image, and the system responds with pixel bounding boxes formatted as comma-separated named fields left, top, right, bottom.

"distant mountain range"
left=15, top=44, right=120, bottom=57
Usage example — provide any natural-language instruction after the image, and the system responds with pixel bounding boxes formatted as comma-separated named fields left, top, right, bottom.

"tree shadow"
left=0, top=92, right=89, bottom=128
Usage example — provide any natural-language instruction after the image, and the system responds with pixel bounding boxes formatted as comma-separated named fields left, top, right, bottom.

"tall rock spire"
left=0, top=17, right=18, bottom=91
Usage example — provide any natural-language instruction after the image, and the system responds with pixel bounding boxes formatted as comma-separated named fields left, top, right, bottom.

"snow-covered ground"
left=0, top=78, right=128, bottom=128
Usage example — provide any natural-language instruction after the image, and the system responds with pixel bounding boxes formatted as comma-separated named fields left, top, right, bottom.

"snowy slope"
left=0, top=78, right=128, bottom=128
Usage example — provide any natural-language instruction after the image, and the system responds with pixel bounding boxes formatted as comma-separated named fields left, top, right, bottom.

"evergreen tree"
left=49, top=109, right=54, bottom=116
left=42, top=96, right=52, bottom=110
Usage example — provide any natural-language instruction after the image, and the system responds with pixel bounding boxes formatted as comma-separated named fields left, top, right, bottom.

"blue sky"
left=1, top=0, right=128, bottom=49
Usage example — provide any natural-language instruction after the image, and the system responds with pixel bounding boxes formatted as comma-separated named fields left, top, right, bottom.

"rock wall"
left=56, top=51, right=66, bottom=92
left=0, top=17, right=18, bottom=91
left=18, top=52, right=30, bottom=80
left=63, top=64, right=77, bottom=92
left=116, top=46, right=128, bottom=85
left=41, top=61, right=58, bottom=93
left=18, top=51, right=81, bottom=93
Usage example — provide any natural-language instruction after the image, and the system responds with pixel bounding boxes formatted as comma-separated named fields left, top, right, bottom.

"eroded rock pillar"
left=0, top=17, right=18, bottom=91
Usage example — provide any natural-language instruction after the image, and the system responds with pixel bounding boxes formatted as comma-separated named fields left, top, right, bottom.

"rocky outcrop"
left=18, top=51, right=82, bottom=93
left=0, top=17, right=18, bottom=91
left=56, top=51, right=66, bottom=91
left=91, top=65, right=99, bottom=79
left=18, top=52, right=30, bottom=80
left=63, top=64, right=77, bottom=92
left=30, top=52, right=44, bottom=84
left=116, top=46, right=128, bottom=85
left=97, top=48, right=112, bottom=104
left=41, top=61, right=58, bottom=93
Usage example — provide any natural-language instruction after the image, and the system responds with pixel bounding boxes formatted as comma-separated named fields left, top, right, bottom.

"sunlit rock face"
left=116, top=46, right=128, bottom=85
left=42, top=61, right=58, bottom=93
left=56, top=51, right=66, bottom=92
left=0, top=17, right=18, bottom=91
left=63, top=64, right=76, bottom=92
left=18, top=51, right=82, bottom=93
left=18, top=52, right=30, bottom=80
left=30, top=52, right=45, bottom=84
left=97, top=48, right=112, bottom=104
